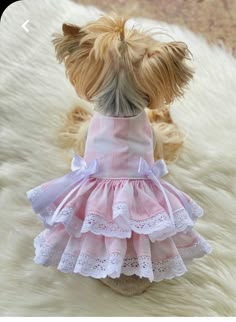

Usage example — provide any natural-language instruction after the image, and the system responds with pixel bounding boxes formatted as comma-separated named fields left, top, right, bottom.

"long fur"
left=53, top=13, right=192, bottom=160
left=52, top=13, right=194, bottom=114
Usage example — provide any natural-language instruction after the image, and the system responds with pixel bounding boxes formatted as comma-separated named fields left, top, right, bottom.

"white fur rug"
left=1, top=0, right=236, bottom=316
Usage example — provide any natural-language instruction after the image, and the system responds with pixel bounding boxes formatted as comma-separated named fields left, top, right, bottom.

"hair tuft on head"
left=52, top=14, right=194, bottom=115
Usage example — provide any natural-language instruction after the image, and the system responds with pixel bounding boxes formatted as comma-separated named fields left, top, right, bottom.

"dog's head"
left=52, top=14, right=194, bottom=113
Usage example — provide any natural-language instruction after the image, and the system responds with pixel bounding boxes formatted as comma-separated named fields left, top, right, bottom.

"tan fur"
left=53, top=13, right=191, bottom=162
left=59, top=105, right=92, bottom=157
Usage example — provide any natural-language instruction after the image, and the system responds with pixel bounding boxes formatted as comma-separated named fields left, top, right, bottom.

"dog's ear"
left=62, top=23, right=81, bottom=36
left=139, top=41, right=194, bottom=110
left=52, top=23, right=83, bottom=63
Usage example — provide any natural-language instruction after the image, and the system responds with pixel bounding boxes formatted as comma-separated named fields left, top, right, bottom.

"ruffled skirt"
left=27, top=162, right=212, bottom=282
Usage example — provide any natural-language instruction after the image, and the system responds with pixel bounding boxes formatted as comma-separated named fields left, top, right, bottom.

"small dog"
left=53, top=13, right=193, bottom=165
left=49, top=13, right=195, bottom=290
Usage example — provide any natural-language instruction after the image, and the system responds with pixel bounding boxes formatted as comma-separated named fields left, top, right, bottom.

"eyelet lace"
left=33, top=233, right=188, bottom=282
left=80, top=207, right=195, bottom=239
left=35, top=201, right=203, bottom=240
left=34, top=233, right=211, bottom=282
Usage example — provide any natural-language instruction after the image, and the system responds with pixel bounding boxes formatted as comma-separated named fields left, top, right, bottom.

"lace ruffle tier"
left=27, top=175, right=212, bottom=282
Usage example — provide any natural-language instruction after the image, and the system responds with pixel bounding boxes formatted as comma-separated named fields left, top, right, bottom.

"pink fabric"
left=84, top=111, right=154, bottom=178
left=48, top=178, right=185, bottom=222
left=27, top=111, right=212, bottom=282
left=42, top=226, right=199, bottom=261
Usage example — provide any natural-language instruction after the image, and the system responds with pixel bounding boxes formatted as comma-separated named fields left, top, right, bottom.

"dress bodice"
left=84, top=110, right=154, bottom=178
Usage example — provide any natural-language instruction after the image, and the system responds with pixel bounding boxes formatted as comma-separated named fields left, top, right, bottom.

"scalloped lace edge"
left=35, top=199, right=203, bottom=240
left=33, top=233, right=211, bottom=282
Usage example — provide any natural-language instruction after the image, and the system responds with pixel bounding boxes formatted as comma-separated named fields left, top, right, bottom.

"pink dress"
left=27, top=110, right=212, bottom=282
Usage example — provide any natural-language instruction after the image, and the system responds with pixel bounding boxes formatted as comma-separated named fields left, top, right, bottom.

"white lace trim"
left=80, top=207, right=194, bottom=240
left=188, top=199, right=204, bottom=220
left=28, top=183, right=204, bottom=240
left=72, top=253, right=187, bottom=282
left=33, top=233, right=63, bottom=266
left=81, top=213, right=131, bottom=238
left=33, top=233, right=187, bottom=282
left=37, top=207, right=83, bottom=237
left=38, top=207, right=195, bottom=239
left=33, top=233, right=211, bottom=282
left=35, top=203, right=202, bottom=240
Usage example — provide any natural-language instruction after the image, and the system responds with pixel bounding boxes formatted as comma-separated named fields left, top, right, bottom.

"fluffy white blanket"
left=1, top=0, right=236, bottom=316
